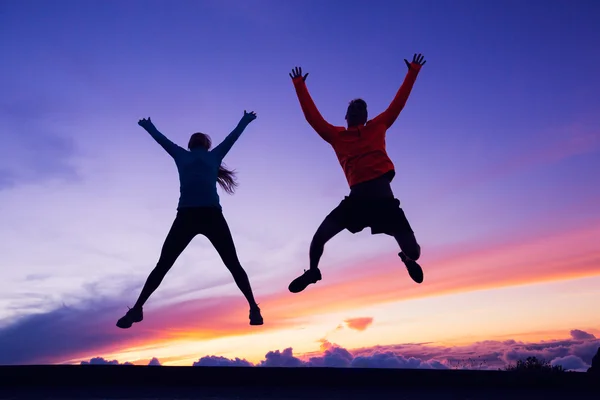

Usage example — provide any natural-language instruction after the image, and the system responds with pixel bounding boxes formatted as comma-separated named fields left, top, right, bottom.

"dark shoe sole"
left=116, top=315, right=143, bottom=329
left=116, top=321, right=133, bottom=329
left=399, top=252, right=424, bottom=284
left=288, top=271, right=322, bottom=293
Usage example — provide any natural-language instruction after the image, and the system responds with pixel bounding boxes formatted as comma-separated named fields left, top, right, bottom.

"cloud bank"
left=75, top=329, right=599, bottom=372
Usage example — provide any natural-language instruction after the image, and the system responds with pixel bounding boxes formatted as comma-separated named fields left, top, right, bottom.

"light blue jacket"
left=143, top=121, right=250, bottom=209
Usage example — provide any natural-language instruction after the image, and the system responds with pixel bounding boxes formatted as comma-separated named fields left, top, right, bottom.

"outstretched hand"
left=241, top=110, right=257, bottom=124
left=404, top=53, right=427, bottom=70
left=289, top=66, right=309, bottom=82
left=138, top=117, right=154, bottom=129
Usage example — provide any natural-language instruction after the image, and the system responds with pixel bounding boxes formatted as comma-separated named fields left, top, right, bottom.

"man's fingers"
left=290, top=66, right=306, bottom=79
left=303, top=72, right=309, bottom=81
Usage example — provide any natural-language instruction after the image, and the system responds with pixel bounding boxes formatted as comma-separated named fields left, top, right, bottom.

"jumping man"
left=288, top=53, right=427, bottom=293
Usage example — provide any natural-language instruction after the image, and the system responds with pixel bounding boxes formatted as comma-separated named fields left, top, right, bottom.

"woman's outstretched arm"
left=138, top=117, right=185, bottom=158
left=211, top=111, right=257, bottom=161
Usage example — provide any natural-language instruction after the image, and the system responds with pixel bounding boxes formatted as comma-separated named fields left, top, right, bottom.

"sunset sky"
left=1, top=0, right=599, bottom=371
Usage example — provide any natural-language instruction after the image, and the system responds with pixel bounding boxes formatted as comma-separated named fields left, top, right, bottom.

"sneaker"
left=249, top=306, right=263, bottom=326
left=116, top=306, right=143, bottom=329
left=288, top=268, right=322, bottom=293
left=399, top=252, right=424, bottom=284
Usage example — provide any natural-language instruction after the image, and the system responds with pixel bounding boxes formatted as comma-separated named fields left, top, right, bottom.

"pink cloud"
left=79, top=328, right=599, bottom=372
left=344, top=317, right=374, bottom=332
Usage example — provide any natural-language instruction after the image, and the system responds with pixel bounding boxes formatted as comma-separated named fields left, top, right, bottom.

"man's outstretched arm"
left=138, top=117, right=185, bottom=158
left=290, top=67, right=338, bottom=143
left=372, top=53, right=427, bottom=129
left=211, top=111, right=257, bottom=161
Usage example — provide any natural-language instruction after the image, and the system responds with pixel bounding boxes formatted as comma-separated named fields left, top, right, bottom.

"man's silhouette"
left=117, top=111, right=263, bottom=328
left=288, top=53, right=427, bottom=293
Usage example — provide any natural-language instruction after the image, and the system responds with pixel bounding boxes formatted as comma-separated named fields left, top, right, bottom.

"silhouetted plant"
left=448, top=356, right=488, bottom=370
left=502, top=356, right=564, bottom=372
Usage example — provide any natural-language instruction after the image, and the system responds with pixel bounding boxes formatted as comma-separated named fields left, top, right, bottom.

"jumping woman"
left=288, top=53, right=427, bottom=294
left=116, top=111, right=263, bottom=328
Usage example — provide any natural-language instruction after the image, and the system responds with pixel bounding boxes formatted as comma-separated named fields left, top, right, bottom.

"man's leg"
left=310, top=214, right=346, bottom=270
left=392, top=208, right=424, bottom=284
left=288, top=213, right=345, bottom=293
left=116, top=214, right=197, bottom=328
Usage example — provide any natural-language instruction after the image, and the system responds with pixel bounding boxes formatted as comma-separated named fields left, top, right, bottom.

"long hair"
left=188, top=132, right=239, bottom=195
left=217, top=163, right=238, bottom=195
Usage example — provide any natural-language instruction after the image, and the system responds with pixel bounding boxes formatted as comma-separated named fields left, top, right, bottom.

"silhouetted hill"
left=0, top=365, right=598, bottom=399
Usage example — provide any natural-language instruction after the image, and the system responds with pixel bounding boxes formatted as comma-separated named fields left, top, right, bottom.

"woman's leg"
left=117, top=213, right=197, bottom=329
left=202, top=211, right=259, bottom=310
left=133, top=214, right=197, bottom=309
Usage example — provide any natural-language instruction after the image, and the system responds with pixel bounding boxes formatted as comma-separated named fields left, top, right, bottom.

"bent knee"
left=405, top=244, right=421, bottom=261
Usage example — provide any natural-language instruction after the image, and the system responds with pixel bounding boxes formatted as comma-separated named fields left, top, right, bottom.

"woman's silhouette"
left=117, top=111, right=263, bottom=329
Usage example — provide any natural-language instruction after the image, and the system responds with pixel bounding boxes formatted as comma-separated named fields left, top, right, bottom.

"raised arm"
left=211, top=110, right=257, bottom=161
left=290, top=67, right=339, bottom=143
left=372, top=53, right=427, bottom=129
left=138, top=117, right=185, bottom=158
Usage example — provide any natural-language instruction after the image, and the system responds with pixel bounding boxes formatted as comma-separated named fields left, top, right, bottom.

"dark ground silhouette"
left=588, top=347, right=600, bottom=373
left=0, top=364, right=598, bottom=399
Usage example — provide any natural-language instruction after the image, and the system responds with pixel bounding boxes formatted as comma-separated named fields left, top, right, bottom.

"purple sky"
left=0, top=0, right=599, bottom=366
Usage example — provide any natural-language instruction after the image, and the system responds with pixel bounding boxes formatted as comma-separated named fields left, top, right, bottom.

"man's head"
left=345, top=98, right=368, bottom=127
left=188, top=132, right=211, bottom=150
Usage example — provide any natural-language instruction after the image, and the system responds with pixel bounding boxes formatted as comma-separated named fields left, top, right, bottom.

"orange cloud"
left=344, top=317, right=374, bottom=331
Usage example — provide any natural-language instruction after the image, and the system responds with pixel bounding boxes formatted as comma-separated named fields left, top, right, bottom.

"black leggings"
left=133, top=207, right=258, bottom=309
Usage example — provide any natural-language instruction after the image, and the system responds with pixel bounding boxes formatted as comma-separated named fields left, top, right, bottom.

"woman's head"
left=188, top=132, right=212, bottom=150
left=188, top=132, right=239, bottom=195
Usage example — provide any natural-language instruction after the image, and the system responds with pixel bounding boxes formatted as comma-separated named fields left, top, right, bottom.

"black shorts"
left=326, top=172, right=415, bottom=236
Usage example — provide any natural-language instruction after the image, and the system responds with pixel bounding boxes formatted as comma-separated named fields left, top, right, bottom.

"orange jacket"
left=292, top=64, right=421, bottom=187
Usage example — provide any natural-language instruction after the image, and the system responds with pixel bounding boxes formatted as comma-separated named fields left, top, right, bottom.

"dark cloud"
left=551, top=355, right=588, bottom=372
left=307, top=346, right=354, bottom=368
left=351, top=352, right=447, bottom=369
left=193, top=356, right=252, bottom=367
left=0, top=292, right=159, bottom=365
left=571, top=329, right=596, bottom=340
left=79, top=357, right=160, bottom=366
left=148, top=357, right=162, bottom=366
left=64, top=333, right=600, bottom=372
left=80, top=357, right=133, bottom=366
left=257, top=348, right=306, bottom=368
